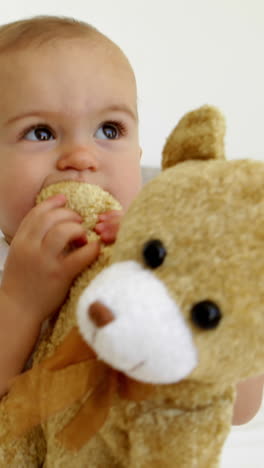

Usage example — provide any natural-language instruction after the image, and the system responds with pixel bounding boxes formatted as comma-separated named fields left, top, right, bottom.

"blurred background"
left=1, top=0, right=263, bottom=166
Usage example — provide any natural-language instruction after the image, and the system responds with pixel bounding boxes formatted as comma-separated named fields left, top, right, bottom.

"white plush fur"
left=77, top=260, right=197, bottom=384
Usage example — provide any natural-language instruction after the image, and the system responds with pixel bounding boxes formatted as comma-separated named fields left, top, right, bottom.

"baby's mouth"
left=42, top=175, right=109, bottom=195
left=42, top=174, right=88, bottom=189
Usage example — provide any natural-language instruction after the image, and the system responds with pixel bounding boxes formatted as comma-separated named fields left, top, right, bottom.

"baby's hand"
left=1, top=194, right=100, bottom=326
left=95, top=210, right=124, bottom=244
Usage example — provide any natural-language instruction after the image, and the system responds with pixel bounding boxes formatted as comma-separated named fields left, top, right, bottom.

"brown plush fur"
left=0, top=106, right=264, bottom=467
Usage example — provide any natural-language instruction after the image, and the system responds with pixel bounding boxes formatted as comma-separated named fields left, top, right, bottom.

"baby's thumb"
left=65, top=240, right=101, bottom=277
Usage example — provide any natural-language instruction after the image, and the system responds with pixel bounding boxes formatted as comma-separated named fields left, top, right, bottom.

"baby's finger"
left=19, top=194, right=67, bottom=228
left=98, top=210, right=123, bottom=222
left=16, top=194, right=67, bottom=236
left=43, top=222, right=87, bottom=256
left=63, top=240, right=101, bottom=277
left=20, top=207, right=83, bottom=244
left=95, top=221, right=119, bottom=244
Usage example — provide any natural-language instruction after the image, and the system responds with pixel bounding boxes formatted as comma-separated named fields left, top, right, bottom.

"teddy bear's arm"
left=122, top=399, right=232, bottom=468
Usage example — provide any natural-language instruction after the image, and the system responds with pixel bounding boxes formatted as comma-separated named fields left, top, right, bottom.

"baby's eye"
left=95, top=122, right=121, bottom=140
left=24, top=125, right=55, bottom=141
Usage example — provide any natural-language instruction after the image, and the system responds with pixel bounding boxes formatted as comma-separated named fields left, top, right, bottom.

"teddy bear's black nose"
left=88, top=301, right=115, bottom=328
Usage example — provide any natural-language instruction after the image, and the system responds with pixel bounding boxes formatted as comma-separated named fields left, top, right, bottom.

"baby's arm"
left=0, top=194, right=100, bottom=397
left=232, top=375, right=264, bottom=424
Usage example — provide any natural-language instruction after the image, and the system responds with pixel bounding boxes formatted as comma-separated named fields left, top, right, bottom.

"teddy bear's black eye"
left=143, top=239, right=167, bottom=268
left=191, top=300, right=222, bottom=330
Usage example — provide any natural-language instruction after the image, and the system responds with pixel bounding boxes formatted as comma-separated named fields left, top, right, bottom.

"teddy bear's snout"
left=88, top=301, right=115, bottom=328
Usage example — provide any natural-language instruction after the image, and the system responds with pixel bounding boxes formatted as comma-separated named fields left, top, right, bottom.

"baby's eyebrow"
left=103, top=104, right=138, bottom=122
left=4, top=105, right=138, bottom=126
left=4, top=111, right=55, bottom=126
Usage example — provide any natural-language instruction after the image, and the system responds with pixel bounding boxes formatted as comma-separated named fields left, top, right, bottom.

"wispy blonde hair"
left=0, top=15, right=105, bottom=53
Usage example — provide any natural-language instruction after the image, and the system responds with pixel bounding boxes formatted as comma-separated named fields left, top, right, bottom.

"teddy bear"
left=1, top=105, right=264, bottom=468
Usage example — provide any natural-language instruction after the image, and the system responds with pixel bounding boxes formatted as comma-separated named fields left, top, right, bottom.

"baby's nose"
left=57, top=146, right=99, bottom=171
left=88, top=301, right=115, bottom=327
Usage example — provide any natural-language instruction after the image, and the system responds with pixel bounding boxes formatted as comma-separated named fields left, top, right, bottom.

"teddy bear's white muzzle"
left=77, top=261, right=197, bottom=384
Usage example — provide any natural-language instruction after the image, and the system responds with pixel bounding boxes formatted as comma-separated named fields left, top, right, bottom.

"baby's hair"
left=0, top=15, right=105, bottom=53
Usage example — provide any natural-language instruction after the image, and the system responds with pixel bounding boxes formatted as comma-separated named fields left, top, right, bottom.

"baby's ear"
left=162, top=105, right=226, bottom=170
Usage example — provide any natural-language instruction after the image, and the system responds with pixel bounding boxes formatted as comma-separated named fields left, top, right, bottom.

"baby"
left=0, top=15, right=262, bottom=428
left=0, top=15, right=142, bottom=397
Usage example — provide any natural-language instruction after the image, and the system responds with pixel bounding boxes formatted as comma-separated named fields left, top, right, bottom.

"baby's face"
left=0, top=37, right=142, bottom=241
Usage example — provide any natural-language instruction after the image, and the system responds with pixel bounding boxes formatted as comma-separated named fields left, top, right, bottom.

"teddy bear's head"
left=76, top=106, right=264, bottom=387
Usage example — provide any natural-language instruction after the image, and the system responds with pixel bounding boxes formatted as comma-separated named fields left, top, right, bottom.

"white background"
left=1, top=0, right=264, bottom=167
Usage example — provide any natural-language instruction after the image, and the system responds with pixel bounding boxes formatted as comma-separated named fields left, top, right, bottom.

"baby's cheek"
left=111, top=162, right=142, bottom=211
left=121, top=182, right=142, bottom=211
left=7, top=193, right=36, bottom=235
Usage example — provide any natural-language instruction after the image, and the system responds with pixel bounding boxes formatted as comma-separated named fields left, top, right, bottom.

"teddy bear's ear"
left=162, top=105, right=226, bottom=169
